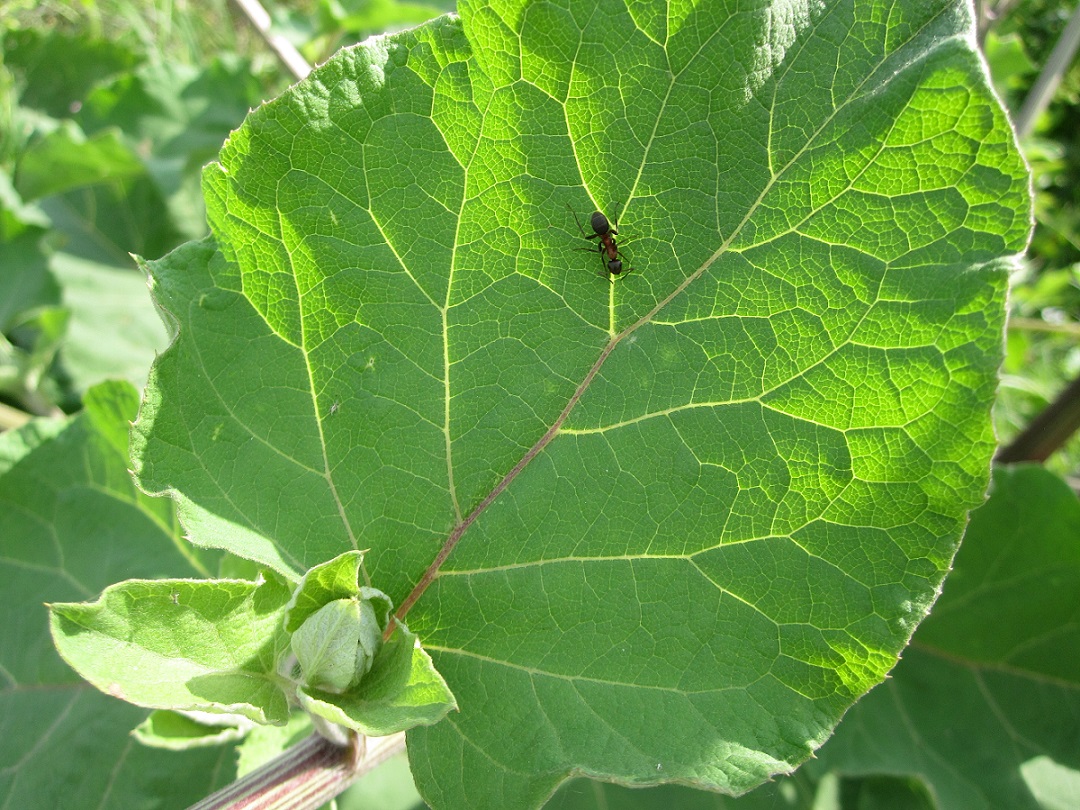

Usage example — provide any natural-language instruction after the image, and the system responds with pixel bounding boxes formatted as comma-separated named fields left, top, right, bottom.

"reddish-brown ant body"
left=568, top=204, right=633, bottom=280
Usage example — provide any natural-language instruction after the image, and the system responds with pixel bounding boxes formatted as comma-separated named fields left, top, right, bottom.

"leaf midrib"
left=369, top=5, right=949, bottom=626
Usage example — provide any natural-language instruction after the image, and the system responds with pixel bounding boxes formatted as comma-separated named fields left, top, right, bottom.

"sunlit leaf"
left=129, top=0, right=1030, bottom=806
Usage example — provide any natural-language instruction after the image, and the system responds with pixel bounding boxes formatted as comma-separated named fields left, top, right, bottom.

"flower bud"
left=290, top=595, right=383, bottom=693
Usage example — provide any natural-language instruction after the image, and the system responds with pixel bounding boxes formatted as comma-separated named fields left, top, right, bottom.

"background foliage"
left=0, top=1, right=1076, bottom=809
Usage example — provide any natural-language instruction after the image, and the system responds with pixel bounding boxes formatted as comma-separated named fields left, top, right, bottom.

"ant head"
left=607, top=259, right=623, bottom=275
left=590, top=211, right=610, bottom=235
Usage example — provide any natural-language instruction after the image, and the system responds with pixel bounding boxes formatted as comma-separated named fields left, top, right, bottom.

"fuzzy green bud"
left=291, top=595, right=384, bottom=693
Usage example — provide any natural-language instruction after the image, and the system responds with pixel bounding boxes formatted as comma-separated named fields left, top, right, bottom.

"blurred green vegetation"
left=985, top=0, right=1080, bottom=478
left=0, top=1, right=286, bottom=415
left=0, top=0, right=447, bottom=421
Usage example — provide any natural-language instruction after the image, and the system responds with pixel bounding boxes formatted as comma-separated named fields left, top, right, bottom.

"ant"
left=568, top=203, right=633, bottom=280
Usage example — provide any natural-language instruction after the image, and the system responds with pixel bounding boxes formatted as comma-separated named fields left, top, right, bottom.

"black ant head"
left=590, top=211, right=610, bottom=235
left=607, top=259, right=623, bottom=275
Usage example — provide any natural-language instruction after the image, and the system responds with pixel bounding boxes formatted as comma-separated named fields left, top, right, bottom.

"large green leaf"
left=131, top=0, right=1030, bottom=806
left=0, top=382, right=232, bottom=808
left=813, top=464, right=1080, bottom=809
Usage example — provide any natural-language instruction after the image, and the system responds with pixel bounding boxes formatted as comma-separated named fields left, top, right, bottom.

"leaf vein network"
left=397, top=2, right=963, bottom=620
left=180, top=334, right=309, bottom=571
left=426, top=644, right=754, bottom=696
left=441, top=710, right=536, bottom=775
left=435, top=553, right=789, bottom=629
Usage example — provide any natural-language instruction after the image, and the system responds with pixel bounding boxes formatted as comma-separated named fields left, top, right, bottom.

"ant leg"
left=567, top=203, right=594, bottom=239
left=609, top=201, right=623, bottom=235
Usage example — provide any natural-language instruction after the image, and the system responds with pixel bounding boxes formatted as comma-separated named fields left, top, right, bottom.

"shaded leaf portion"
left=0, top=692, right=237, bottom=809
left=0, top=381, right=233, bottom=808
left=50, top=574, right=294, bottom=724
left=814, top=465, right=1080, bottom=809
left=15, top=122, right=145, bottom=202
left=131, top=0, right=1029, bottom=806
left=1, top=28, right=139, bottom=119
left=0, top=175, right=57, bottom=332
left=132, top=709, right=254, bottom=750
left=547, top=775, right=813, bottom=809
left=816, top=647, right=1080, bottom=809
left=51, top=252, right=169, bottom=391
left=917, top=464, right=1080, bottom=679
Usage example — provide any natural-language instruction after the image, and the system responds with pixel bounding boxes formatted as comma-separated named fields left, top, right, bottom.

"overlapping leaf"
left=0, top=382, right=234, bottom=808
left=51, top=574, right=295, bottom=724
left=814, top=465, right=1080, bottom=809
left=130, top=0, right=1030, bottom=807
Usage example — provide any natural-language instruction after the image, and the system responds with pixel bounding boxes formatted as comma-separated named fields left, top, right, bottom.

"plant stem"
left=0, top=400, right=32, bottom=431
left=997, top=373, right=1080, bottom=463
left=1008, top=316, right=1080, bottom=338
left=230, top=0, right=311, bottom=81
left=189, top=731, right=406, bottom=810
left=976, top=0, right=1021, bottom=46
left=1013, top=2, right=1080, bottom=138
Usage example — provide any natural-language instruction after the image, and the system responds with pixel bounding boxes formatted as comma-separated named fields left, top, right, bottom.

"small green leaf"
left=284, top=549, right=367, bottom=632
left=15, top=122, right=145, bottom=202
left=298, top=622, right=456, bottom=737
left=49, top=574, right=294, bottom=724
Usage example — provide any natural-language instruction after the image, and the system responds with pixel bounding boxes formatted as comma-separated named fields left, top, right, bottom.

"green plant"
left=7, top=1, right=1075, bottom=809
